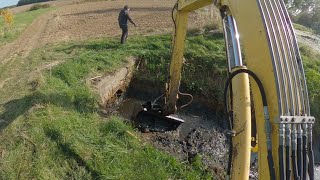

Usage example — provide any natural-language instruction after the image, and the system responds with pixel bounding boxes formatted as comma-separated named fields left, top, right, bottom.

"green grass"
left=293, top=23, right=314, bottom=33
left=0, top=7, right=53, bottom=46
left=0, top=34, right=216, bottom=179
left=299, top=45, right=320, bottom=135
left=126, top=33, right=227, bottom=105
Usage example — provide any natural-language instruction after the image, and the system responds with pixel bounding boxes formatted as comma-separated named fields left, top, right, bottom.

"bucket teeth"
left=135, top=102, right=184, bottom=132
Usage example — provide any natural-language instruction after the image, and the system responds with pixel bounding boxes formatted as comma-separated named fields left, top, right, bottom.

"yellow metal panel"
left=222, top=0, right=280, bottom=179
left=178, top=0, right=212, bottom=11
left=164, top=10, right=189, bottom=115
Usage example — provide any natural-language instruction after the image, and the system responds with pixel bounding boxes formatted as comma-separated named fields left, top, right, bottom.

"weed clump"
left=29, top=4, right=51, bottom=11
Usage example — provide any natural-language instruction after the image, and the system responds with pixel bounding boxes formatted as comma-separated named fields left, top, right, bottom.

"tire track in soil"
left=296, top=29, right=320, bottom=53
left=0, top=12, right=52, bottom=65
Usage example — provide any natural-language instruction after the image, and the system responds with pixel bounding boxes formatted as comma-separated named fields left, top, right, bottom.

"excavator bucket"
left=134, top=102, right=184, bottom=132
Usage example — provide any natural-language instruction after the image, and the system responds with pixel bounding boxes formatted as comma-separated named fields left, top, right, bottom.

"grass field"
left=0, top=7, right=53, bottom=45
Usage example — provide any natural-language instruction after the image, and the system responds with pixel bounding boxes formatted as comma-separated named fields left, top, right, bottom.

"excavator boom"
left=138, top=0, right=316, bottom=179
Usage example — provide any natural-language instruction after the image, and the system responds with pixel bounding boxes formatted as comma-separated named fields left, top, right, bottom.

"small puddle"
left=116, top=97, right=226, bottom=137
left=116, top=98, right=143, bottom=120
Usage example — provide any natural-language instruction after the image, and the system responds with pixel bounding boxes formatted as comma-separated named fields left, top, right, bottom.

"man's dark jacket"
left=118, top=9, right=132, bottom=26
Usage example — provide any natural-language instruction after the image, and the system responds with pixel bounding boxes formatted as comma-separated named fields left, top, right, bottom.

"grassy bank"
left=299, top=45, right=320, bottom=134
left=0, top=7, right=53, bottom=46
left=0, top=34, right=218, bottom=179
left=293, top=23, right=314, bottom=33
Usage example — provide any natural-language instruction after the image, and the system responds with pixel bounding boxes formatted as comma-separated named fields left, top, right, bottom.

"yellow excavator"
left=135, top=0, right=316, bottom=179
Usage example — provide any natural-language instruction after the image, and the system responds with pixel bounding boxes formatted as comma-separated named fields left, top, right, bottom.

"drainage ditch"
left=89, top=58, right=319, bottom=179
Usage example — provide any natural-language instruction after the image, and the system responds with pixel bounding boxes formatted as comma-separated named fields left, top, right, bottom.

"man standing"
left=118, top=5, right=136, bottom=44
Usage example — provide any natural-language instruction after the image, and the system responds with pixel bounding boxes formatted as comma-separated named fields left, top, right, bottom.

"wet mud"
left=111, top=79, right=259, bottom=179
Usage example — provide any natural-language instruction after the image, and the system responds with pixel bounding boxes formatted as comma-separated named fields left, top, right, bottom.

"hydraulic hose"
left=225, top=76, right=234, bottom=180
left=279, top=123, right=285, bottom=180
left=292, top=125, right=299, bottom=180
left=226, top=135, right=233, bottom=180
left=171, top=1, right=178, bottom=34
left=302, top=124, right=308, bottom=180
left=285, top=124, right=291, bottom=180
left=292, top=149, right=299, bottom=180
left=308, top=124, right=314, bottom=180
left=223, top=68, right=275, bottom=180
left=286, top=145, right=291, bottom=180
left=279, top=145, right=285, bottom=180
left=297, top=124, right=303, bottom=178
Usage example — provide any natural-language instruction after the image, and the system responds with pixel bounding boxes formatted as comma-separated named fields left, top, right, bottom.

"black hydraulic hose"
left=224, top=69, right=267, bottom=110
left=226, top=136, right=233, bottom=178
left=285, top=125, right=292, bottom=180
left=297, top=129, right=303, bottom=178
left=223, top=69, right=276, bottom=180
left=292, top=149, right=299, bottom=180
left=286, top=145, right=291, bottom=180
left=279, top=144, right=285, bottom=180
left=302, top=133, right=308, bottom=180
left=308, top=124, right=314, bottom=180
left=267, top=148, right=276, bottom=180
left=225, top=74, right=234, bottom=179
left=308, top=141, right=314, bottom=180
left=171, top=1, right=178, bottom=35
left=292, top=125, right=299, bottom=180
left=279, top=124, right=285, bottom=180
left=291, top=124, right=300, bottom=180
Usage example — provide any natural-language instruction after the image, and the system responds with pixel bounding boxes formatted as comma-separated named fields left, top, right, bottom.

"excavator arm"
left=161, top=0, right=316, bottom=179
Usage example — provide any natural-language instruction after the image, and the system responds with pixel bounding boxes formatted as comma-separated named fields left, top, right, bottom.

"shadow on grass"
left=44, top=127, right=102, bottom=179
left=0, top=95, right=34, bottom=130
left=0, top=91, right=96, bottom=131
left=64, top=42, right=121, bottom=51
left=89, top=43, right=119, bottom=50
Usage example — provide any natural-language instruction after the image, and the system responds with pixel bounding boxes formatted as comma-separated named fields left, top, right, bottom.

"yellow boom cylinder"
left=231, top=66, right=251, bottom=180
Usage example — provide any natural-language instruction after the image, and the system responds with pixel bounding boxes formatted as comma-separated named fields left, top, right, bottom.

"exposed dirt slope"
left=296, top=29, right=320, bottom=53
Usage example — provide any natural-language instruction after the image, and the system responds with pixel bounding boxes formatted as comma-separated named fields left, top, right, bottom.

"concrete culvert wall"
left=89, top=57, right=136, bottom=107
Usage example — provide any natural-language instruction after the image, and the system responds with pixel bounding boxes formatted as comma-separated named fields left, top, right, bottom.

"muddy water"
left=115, top=97, right=262, bottom=179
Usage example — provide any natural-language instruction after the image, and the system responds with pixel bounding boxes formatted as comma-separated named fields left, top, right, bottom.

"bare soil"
left=40, top=0, right=210, bottom=44
left=1, top=0, right=212, bottom=64
left=295, top=29, right=320, bottom=53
